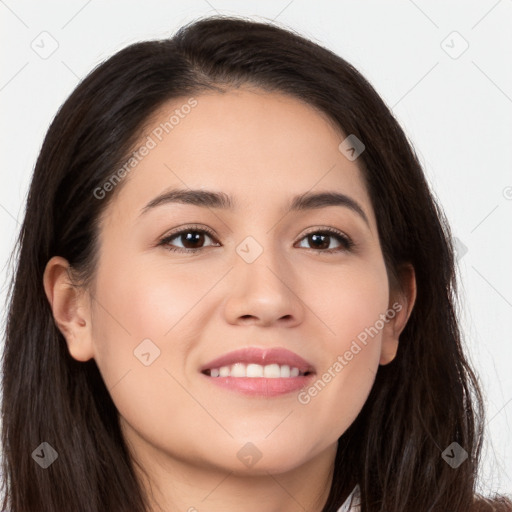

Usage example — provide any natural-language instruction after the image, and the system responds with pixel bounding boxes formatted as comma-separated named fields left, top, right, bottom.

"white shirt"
left=336, top=484, right=361, bottom=512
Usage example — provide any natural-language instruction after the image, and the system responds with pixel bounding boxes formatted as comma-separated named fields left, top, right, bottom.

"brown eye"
left=296, top=229, right=354, bottom=253
left=159, top=227, right=219, bottom=253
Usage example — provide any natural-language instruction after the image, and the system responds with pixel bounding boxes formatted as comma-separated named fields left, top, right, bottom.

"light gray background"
left=1, top=0, right=511, bottom=496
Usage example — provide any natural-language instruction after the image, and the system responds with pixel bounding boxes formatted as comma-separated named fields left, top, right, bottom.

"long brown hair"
left=1, top=15, right=510, bottom=512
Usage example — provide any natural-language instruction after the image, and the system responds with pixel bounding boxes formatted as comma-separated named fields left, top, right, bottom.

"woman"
left=1, top=15, right=510, bottom=512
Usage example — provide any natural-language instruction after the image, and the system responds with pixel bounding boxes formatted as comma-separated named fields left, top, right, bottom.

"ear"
left=43, top=256, right=94, bottom=362
left=379, top=263, right=417, bottom=365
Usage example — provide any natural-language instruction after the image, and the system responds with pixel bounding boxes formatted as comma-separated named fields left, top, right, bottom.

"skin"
left=44, top=87, right=416, bottom=512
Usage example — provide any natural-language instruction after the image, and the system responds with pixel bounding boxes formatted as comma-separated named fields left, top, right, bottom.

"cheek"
left=297, top=261, right=388, bottom=437
left=89, top=248, right=217, bottom=393
left=89, top=258, right=202, bottom=451
left=88, top=252, right=181, bottom=385
left=311, top=257, right=389, bottom=344
left=92, top=251, right=206, bottom=348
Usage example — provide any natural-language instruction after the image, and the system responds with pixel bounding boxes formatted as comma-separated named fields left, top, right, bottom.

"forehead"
left=101, top=87, right=374, bottom=227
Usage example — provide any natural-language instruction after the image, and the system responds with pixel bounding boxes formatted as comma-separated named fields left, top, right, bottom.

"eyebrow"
left=139, top=188, right=369, bottom=225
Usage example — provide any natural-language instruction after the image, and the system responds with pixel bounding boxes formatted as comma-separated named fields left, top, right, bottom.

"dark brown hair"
left=1, top=14, right=510, bottom=512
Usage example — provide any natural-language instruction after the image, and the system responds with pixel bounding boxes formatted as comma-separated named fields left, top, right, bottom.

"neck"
left=124, top=425, right=338, bottom=512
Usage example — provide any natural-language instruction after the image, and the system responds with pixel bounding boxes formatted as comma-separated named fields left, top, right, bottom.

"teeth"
left=280, top=365, right=290, bottom=378
left=247, top=363, right=263, bottom=377
left=231, top=363, right=246, bottom=378
left=206, top=363, right=307, bottom=378
left=263, top=364, right=280, bottom=378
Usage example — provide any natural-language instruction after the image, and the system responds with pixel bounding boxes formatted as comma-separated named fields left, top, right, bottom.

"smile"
left=203, top=363, right=310, bottom=378
left=200, top=347, right=316, bottom=397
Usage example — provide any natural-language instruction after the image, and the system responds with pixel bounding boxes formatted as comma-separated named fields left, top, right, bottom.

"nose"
left=222, top=240, right=305, bottom=328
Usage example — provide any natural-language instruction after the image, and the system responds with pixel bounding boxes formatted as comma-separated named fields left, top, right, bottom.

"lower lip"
left=201, top=374, right=315, bottom=397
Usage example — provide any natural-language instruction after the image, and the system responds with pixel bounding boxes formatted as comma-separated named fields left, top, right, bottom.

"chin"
left=214, top=439, right=316, bottom=476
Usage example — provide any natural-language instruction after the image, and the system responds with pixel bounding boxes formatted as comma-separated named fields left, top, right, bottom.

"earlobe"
left=379, top=264, right=417, bottom=365
left=43, top=256, right=94, bottom=362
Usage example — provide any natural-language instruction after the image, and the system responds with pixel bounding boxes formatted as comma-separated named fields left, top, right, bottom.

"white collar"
left=336, top=484, right=361, bottom=512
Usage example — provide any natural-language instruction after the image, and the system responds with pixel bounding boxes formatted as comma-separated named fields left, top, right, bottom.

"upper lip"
left=200, top=347, right=316, bottom=374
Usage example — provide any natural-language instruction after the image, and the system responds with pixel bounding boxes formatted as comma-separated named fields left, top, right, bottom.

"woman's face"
left=62, top=87, right=409, bottom=476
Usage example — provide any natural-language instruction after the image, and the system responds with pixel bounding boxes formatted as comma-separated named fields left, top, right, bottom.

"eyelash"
left=158, top=224, right=354, bottom=255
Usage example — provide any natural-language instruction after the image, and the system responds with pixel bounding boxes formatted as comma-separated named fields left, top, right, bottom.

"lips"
left=199, top=347, right=316, bottom=397
left=200, top=347, right=316, bottom=375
